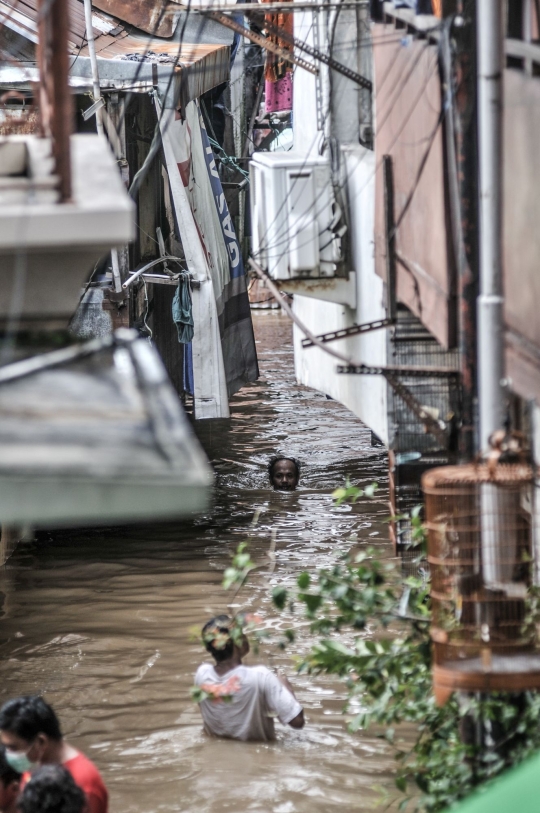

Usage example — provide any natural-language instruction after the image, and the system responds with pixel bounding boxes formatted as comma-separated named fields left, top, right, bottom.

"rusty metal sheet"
left=91, top=0, right=179, bottom=37
left=372, top=22, right=455, bottom=350
left=0, top=0, right=126, bottom=53
left=74, top=35, right=230, bottom=100
left=503, top=67, right=540, bottom=403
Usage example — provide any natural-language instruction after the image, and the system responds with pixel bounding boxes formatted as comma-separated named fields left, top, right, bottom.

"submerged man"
left=0, top=696, right=108, bottom=813
left=194, top=615, right=304, bottom=741
left=0, top=746, right=20, bottom=813
left=268, top=456, right=300, bottom=491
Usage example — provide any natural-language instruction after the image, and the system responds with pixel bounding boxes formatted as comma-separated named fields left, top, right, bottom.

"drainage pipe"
left=82, top=0, right=104, bottom=135
left=477, top=0, right=510, bottom=588
left=477, top=0, right=505, bottom=450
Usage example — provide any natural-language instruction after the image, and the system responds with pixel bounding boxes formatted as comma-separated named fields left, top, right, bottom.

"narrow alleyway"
left=0, top=313, right=395, bottom=813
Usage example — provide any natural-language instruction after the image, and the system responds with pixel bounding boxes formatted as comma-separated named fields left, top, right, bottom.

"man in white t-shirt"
left=194, top=615, right=304, bottom=742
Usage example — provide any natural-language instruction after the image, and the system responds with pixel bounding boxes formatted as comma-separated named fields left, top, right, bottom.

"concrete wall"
left=292, top=147, right=389, bottom=444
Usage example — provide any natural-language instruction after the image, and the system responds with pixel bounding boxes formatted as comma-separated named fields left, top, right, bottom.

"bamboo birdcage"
left=423, top=462, right=540, bottom=705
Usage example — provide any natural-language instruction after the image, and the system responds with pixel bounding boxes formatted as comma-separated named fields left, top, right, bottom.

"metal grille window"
left=387, top=307, right=460, bottom=455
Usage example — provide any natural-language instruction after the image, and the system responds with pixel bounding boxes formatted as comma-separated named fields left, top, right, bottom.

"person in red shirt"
left=18, top=766, right=85, bottom=813
left=0, top=744, right=21, bottom=813
left=0, top=697, right=108, bottom=813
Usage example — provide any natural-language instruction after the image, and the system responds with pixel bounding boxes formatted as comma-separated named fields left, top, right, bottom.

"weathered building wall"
left=373, top=22, right=455, bottom=349
left=292, top=148, right=389, bottom=445
left=503, top=67, right=540, bottom=404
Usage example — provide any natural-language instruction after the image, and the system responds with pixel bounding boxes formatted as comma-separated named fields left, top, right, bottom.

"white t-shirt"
left=194, top=663, right=303, bottom=742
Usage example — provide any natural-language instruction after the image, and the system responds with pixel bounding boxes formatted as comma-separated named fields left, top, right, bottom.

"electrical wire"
left=249, top=16, right=438, bottom=260
left=251, top=34, right=440, bottom=265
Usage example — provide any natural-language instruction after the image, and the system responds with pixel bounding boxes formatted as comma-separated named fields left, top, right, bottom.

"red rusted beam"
left=37, top=0, right=73, bottom=201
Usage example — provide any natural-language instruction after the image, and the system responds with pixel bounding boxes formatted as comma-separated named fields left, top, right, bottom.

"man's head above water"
left=202, top=615, right=249, bottom=663
left=268, top=456, right=300, bottom=491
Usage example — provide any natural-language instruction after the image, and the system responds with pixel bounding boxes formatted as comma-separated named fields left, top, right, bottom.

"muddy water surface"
left=0, top=313, right=395, bottom=813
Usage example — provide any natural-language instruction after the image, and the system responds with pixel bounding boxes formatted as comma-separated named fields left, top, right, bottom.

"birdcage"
left=423, top=462, right=540, bottom=704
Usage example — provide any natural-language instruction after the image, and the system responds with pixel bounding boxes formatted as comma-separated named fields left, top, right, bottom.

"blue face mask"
left=4, top=748, right=38, bottom=774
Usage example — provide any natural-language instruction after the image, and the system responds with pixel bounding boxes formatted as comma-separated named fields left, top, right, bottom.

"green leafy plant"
left=207, top=486, right=540, bottom=812
left=332, top=479, right=378, bottom=506
left=266, top=491, right=540, bottom=812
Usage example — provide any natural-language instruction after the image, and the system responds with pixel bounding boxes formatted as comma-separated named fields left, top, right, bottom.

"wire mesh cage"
left=388, top=307, right=461, bottom=455
left=423, top=462, right=540, bottom=703
left=390, top=452, right=450, bottom=577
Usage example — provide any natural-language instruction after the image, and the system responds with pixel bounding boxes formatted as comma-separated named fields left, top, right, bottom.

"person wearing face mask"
left=0, top=745, right=21, bottom=813
left=268, top=456, right=300, bottom=492
left=0, top=696, right=108, bottom=813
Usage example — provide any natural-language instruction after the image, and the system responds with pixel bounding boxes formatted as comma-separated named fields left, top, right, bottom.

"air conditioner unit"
left=250, top=152, right=343, bottom=280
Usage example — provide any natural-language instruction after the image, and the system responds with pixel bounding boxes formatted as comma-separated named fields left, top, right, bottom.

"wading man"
left=194, top=615, right=304, bottom=741
left=0, top=696, right=108, bottom=813
left=268, top=456, right=300, bottom=491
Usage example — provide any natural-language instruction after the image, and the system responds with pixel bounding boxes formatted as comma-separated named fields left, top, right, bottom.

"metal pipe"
left=82, top=0, right=103, bottom=135
left=194, top=1, right=369, bottom=10
left=477, top=0, right=504, bottom=451
left=441, top=16, right=478, bottom=460
left=111, top=249, right=123, bottom=293
left=122, top=257, right=185, bottom=290
left=477, top=0, right=509, bottom=590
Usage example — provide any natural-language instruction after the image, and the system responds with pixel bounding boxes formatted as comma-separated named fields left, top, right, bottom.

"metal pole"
left=357, top=0, right=372, bottom=148
left=38, top=0, right=73, bottom=201
left=476, top=0, right=504, bottom=451
left=477, top=0, right=511, bottom=590
left=83, top=0, right=104, bottom=135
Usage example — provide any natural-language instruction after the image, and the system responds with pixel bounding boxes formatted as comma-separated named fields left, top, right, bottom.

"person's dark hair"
left=0, top=744, right=21, bottom=787
left=202, top=615, right=235, bottom=662
left=18, top=766, right=85, bottom=813
left=267, top=456, right=300, bottom=482
left=0, top=697, right=62, bottom=743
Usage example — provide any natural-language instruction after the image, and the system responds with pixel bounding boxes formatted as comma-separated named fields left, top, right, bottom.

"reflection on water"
left=0, top=312, right=395, bottom=812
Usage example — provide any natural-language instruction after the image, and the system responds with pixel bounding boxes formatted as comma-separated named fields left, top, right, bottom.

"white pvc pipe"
left=477, top=0, right=504, bottom=450
left=477, top=0, right=509, bottom=589
left=82, top=0, right=104, bottom=135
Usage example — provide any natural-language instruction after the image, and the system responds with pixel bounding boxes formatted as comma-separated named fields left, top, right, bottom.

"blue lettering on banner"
left=199, top=109, right=244, bottom=280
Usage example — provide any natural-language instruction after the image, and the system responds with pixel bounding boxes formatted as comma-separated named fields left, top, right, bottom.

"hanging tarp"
left=164, top=99, right=259, bottom=397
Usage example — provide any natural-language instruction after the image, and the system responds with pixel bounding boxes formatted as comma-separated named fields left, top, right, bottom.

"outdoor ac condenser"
left=250, top=153, right=343, bottom=280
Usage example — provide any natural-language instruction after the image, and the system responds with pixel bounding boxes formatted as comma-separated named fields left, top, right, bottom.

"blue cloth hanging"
left=183, top=342, right=194, bottom=395
left=172, top=275, right=194, bottom=344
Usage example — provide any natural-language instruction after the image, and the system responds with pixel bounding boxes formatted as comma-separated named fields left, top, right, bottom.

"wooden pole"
left=37, top=0, right=73, bottom=201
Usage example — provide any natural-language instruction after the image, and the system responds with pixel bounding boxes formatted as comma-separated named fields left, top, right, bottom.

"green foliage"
left=216, top=491, right=540, bottom=812
left=332, top=479, right=378, bottom=506
left=272, top=585, right=288, bottom=610
left=222, top=541, right=256, bottom=591
left=267, top=495, right=540, bottom=812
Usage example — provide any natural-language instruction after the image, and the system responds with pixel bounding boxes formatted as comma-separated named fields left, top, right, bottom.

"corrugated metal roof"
left=91, top=0, right=179, bottom=38
left=0, top=0, right=230, bottom=99
left=0, top=0, right=128, bottom=52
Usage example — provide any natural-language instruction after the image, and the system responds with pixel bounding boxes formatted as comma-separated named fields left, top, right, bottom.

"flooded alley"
left=0, top=313, right=393, bottom=813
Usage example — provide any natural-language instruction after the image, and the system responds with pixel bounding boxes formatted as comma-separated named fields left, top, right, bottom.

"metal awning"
left=0, top=329, right=213, bottom=527
left=0, top=0, right=230, bottom=102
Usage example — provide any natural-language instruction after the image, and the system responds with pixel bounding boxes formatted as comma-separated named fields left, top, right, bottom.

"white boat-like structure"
left=0, top=329, right=212, bottom=527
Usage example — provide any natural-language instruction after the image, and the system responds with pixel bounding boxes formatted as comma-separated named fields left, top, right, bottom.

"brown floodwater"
left=0, top=312, right=396, bottom=813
